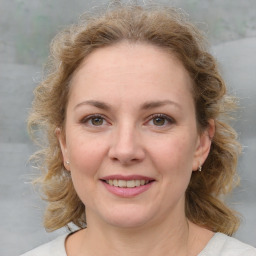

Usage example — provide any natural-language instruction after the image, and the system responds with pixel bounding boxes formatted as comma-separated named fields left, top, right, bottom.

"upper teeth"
left=106, top=180, right=150, bottom=188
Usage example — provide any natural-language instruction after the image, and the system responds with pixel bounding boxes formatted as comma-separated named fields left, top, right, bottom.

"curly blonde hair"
left=28, top=3, right=241, bottom=234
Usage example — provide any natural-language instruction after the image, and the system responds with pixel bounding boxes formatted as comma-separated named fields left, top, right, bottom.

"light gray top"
left=20, top=232, right=256, bottom=256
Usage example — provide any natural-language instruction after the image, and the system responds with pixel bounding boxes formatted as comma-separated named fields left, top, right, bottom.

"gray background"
left=0, top=0, right=255, bottom=255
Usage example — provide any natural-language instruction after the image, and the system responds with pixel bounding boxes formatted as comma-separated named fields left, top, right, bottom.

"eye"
left=91, top=116, right=104, bottom=126
left=81, top=114, right=108, bottom=126
left=147, top=114, right=175, bottom=127
left=152, top=116, right=166, bottom=126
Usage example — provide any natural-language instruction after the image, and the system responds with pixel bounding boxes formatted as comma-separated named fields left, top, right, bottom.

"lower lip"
left=101, top=181, right=153, bottom=197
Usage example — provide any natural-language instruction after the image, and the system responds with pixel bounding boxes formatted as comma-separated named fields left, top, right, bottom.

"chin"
left=101, top=205, right=155, bottom=229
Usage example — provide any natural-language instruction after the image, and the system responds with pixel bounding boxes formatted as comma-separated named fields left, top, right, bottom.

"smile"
left=105, top=179, right=151, bottom=188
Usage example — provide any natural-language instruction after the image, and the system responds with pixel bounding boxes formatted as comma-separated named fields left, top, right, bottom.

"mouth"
left=100, top=175, right=155, bottom=197
left=102, top=179, right=153, bottom=188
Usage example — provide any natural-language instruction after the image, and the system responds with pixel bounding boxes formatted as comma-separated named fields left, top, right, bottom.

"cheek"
left=67, top=134, right=107, bottom=177
left=148, top=136, right=195, bottom=209
left=149, top=134, right=196, bottom=176
left=67, top=137, right=107, bottom=204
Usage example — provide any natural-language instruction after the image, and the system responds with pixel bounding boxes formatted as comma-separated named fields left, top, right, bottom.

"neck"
left=74, top=211, right=192, bottom=256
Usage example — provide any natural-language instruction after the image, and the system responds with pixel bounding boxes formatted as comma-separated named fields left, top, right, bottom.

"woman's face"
left=58, top=42, right=212, bottom=229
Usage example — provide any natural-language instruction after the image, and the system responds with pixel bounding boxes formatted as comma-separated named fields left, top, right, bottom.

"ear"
left=55, top=127, right=70, bottom=171
left=192, top=119, right=215, bottom=171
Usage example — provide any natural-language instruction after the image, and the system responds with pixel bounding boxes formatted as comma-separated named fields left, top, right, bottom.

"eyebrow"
left=74, top=99, right=181, bottom=111
left=141, top=100, right=181, bottom=110
left=74, top=100, right=111, bottom=110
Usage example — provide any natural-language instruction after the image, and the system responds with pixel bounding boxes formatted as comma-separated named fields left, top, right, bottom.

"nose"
left=108, top=123, right=145, bottom=165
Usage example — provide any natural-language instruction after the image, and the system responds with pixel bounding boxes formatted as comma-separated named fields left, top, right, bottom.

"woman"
left=21, top=3, right=256, bottom=256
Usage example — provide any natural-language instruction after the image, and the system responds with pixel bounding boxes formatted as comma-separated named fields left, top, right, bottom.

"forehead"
left=73, top=41, right=190, bottom=79
left=68, top=42, right=194, bottom=107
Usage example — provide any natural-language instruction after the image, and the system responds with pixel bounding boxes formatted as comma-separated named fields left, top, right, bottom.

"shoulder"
left=19, top=234, right=68, bottom=256
left=199, top=232, right=256, bottom=256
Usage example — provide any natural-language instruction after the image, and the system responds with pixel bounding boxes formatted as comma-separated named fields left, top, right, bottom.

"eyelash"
left=80, top=114, right=108, bottom=126
left=80, top=113, right=175, bottom=127
left=146, top=114, right=175, bottom=127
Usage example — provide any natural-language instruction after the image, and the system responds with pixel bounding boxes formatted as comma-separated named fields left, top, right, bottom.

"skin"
left=57, top=42, right=215, bottom=256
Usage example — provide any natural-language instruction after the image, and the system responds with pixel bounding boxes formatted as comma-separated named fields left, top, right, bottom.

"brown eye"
left=91, top=116, right=104, bottom=126
left=147, top=114, right=175, bottom=128
left=81, top=115, right=107, bottom=127
left=152, top=116, right=167, bottom=126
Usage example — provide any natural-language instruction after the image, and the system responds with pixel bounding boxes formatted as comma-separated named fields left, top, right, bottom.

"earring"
left=197, top=159, right=202, bottom=172
left=65, top=161, right=70, bottom=165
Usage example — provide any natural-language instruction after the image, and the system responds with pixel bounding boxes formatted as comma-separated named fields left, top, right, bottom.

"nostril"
left=108, top=139, right=146, bottom=165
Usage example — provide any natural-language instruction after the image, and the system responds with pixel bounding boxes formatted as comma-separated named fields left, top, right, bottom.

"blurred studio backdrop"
left=0, top=0, right=255, bottom=255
